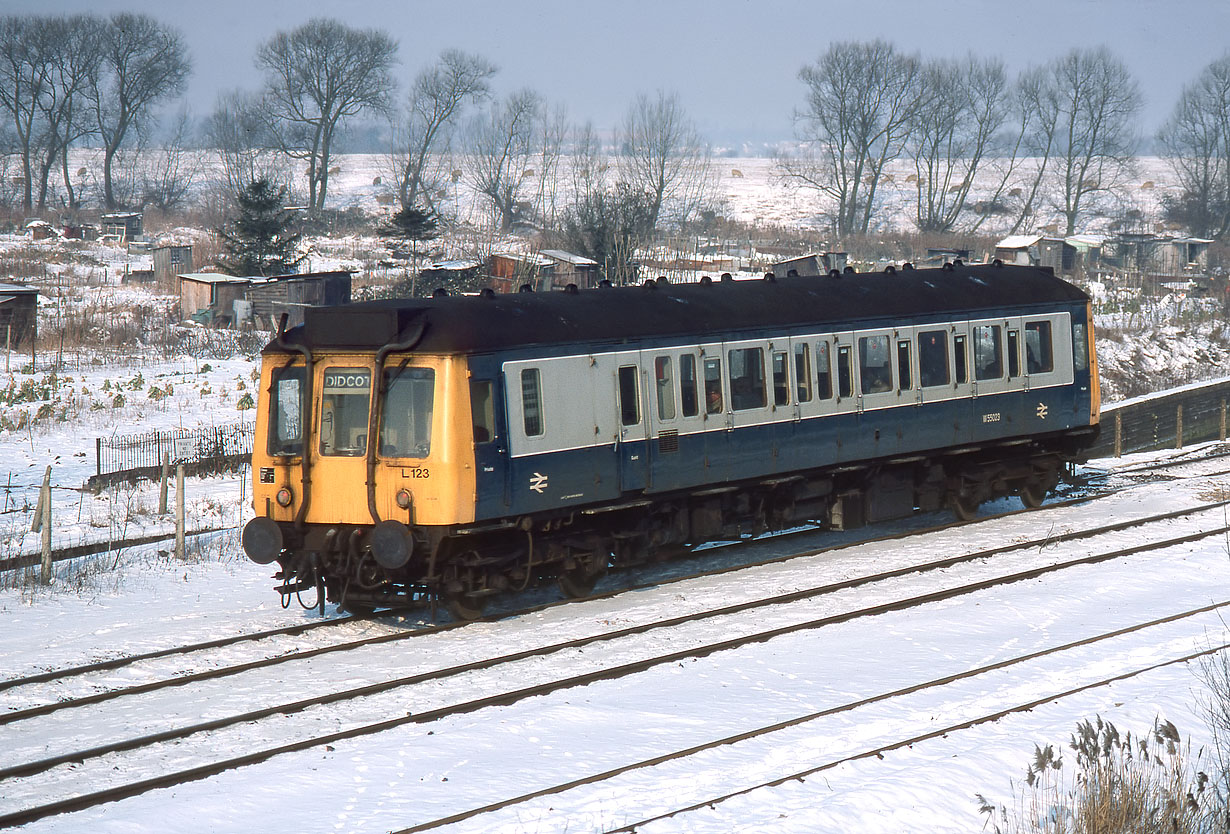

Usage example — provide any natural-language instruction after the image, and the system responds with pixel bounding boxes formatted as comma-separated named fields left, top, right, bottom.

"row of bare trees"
left=0, top=13, right=189, bottom=212
left=6, top=14, right=1227, bottom=254
left=781, top=41, right=1145, bottom=238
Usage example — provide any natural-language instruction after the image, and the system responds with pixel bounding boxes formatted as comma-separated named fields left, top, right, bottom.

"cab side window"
left=470, top=379, right=495, bottom=443
left=1025, top=321, right=1054, bottom=373
left=521, top=368, right=544, bottom=437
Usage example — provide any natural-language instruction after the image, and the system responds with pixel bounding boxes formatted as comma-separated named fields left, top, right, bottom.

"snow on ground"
left=1, top=452, right=1229, bottom=833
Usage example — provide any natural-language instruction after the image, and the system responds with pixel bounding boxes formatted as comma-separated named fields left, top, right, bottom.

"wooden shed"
left=152, top=244, right=194, bottom=283
left=178, top=273, right=255, bottom=324
left=100, top=212, right=143, bottom=242
left=488, top=253, right=554, bottom=293
left=245, top=271, right=352, bottom=329
left=539, top=250, right=600, bottom=289
left=179, top=270, right=352, bottom=328
left=0, top=282, right=38, bottom=350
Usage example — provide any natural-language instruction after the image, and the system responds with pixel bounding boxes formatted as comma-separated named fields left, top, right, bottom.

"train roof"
left=275, top=263, right=1089, bottom=355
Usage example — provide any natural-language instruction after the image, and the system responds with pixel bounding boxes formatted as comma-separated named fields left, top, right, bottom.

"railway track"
left=3, top=495, right=1228, bottom=828
left=0, top=455, right=1198, bottom=700
left=400, top=609, right=1230, bottom=833
left=2, top=486, right=1223, bottom=716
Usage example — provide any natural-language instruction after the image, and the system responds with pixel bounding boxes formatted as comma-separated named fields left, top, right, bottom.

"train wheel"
left=445, top=591, right=487, bottom=622
left=557, top=565, right=606, bottom=599
left=951, top=493, right=980, bottom=521
left=1019, top=482, right=1047, bottom=509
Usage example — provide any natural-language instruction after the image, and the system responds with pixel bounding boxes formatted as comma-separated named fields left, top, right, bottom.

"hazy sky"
left=8, top=0, right=1229, bottom=148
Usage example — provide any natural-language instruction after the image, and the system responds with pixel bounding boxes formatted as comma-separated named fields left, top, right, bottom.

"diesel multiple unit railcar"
left=242, top=262, right=1100, bottom=618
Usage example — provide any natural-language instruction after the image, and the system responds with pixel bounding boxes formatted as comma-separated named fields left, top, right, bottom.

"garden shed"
left=0, top=282, right=38, bottom=350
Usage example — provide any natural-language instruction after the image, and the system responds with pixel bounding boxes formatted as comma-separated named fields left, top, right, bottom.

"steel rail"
left=5, top=495, right=1226, bottom=728
left=2, top=523, right=1228, bottom=827
left=603, top=640, right=1230, bottom=833
left=396, top=603, right=1230, bottom=833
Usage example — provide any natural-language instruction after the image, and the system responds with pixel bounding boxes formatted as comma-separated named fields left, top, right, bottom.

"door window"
left=320, top=367, right=371, bottom=456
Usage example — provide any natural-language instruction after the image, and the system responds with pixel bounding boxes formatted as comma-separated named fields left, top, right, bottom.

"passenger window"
left=618, top=365, right=640, bottom=426
left=858, top=335, right=892, bottom=395
left=816, top=342, right=832, bottom=400
left=918, top=330, right=949, bottom=388
left=728, top=347, right=767, bottom=410
left=973, top=325, right=1003, bottom=381
left=837, top=345, right=853, bottom=399
left=470, top=379, right=495, bottom=444
left=703, top=357, right=723, bottom=414
left=1007, top=330, right=1020, bottom=379
left=319, top=367, right=371, bottom=456
left=794, top=343, right=813, bottom=403
left=1073, top=323, right=1089, bottom=371
left=268, top=365, right=304, bottom=456
left=680, top=354, right=699, bottom=417
left=521, top=368, right=544, bottom=437
left=1025, top=321, right=1054, bottom=373
left=897, top=341, right=912, bottom=391
left=772, top=351, right=789, bottom=406
left=654, top=356, right=676, bottom=420
left=380, top=367, right=435, bottom=457
left=954, top=335, right=968, bottom=384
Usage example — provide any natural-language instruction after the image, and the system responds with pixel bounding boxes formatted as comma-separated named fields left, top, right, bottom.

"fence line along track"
left=0, top=526, right=228, bottom=575
left=3, top=520, right=1228, bottom=827
left=6, top=496, right=1225, bottom=727
left=398, top=601, right=1230, bottom=833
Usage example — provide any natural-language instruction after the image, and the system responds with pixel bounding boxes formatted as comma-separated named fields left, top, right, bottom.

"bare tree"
left=206, top=89, right=286, bottom=200
left=617, top=90, right=713, bottom=232
left=392, top=49, right=495, bottom=212
left=569, top=121, right=610, bottom=205
left=35, top=15, right=101, bottom=211
left=531, top=102, right=568, bottom=228
left=140, top=106, right=202, bottom=210
left=1159, top=54, right=1230, bottom=240
left=464, top=88, right=541, bottom=233
left=909, top=56, right=1009, bottom=233
left=89, top=13, right=191, bottom=210
left=782, top=40, right=925, bottom=237
left=257, top=18, right=398, bottom=211
left=0, top=15, right=57, bottom=211
left=1031, top=47, right=1142, bottom=236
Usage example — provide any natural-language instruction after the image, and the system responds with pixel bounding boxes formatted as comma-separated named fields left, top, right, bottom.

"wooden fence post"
left=174, top=464, right=185, bottom=560
left=1221, top=398, right=1227, bottom=443
left=1114, top=411, right=1122, bottom=458
left=1176, top=404, right=1184, bottom=449
left=159, top=452, right=170, bottom=515
left=36, top=466, right=51, bottom=583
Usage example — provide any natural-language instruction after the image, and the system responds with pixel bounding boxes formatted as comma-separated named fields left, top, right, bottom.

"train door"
left=615, top=357, right=650, bottom=493
left=646, top=351, right=694, bottom=492
left=312, top=361, right=375, bottom=521
left=853, top=329, right=901, bottom=457
left=969, top=318, right=1013, bottom=439
left=469, top=375, right=509, bottom=512
left=698, top=345, right=731, bottom=482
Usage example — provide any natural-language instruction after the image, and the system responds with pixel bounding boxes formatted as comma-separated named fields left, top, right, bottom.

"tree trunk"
left=103, top=143, right=117, bottom=209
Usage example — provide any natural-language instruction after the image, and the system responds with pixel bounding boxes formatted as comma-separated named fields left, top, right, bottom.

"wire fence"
left=90, top=421, right=255, bottom=490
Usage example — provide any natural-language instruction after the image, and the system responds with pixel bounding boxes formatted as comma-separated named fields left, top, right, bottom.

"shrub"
left=978, top=716, right=1214, bottom=833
